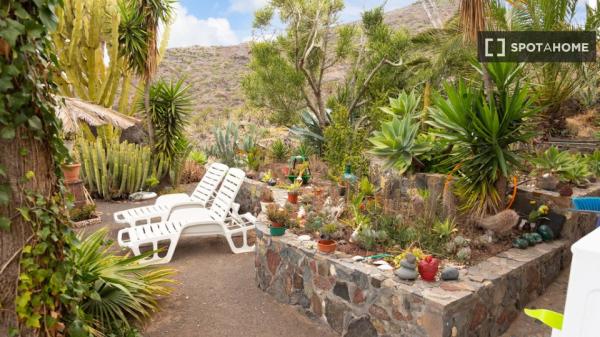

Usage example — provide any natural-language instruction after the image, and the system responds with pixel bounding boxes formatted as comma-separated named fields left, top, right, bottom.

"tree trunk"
left=481, top=63, right=494, bottom=103
left=0, top=127, right=57, bottom=335
left=144, top=80, right=154, bottom=147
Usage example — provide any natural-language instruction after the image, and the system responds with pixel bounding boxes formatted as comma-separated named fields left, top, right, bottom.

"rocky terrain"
left=155, top=0, right=458, bottom=145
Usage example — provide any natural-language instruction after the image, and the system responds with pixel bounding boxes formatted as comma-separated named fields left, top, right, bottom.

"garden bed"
left=255, top=220, right=571, bottom=337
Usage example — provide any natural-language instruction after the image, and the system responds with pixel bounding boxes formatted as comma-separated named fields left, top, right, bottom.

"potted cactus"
left=317, top=223, right=338, bottom=253
left=266, top=205, right=289, bottom=236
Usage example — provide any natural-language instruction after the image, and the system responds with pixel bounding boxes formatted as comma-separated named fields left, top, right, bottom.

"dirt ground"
left=87, top=185, right=569, bottom=337
left=88, top=196, right=337, bottom=337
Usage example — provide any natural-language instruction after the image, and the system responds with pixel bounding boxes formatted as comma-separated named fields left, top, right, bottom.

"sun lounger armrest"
left=165, top=201, right=208, bottom=221
left=117, top=227, right=130, bottom=246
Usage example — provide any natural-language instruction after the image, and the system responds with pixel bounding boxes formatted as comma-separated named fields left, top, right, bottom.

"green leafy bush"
left=70, top=228, right=175, bottom=334
left=189, top=150, right=208, bottom=165
left=270, top=139, right=289, bottom=161
left=531, top=146, right=593, bottom=185
left=586, top=149, right=600, bottom=177
left=323, top=107, right=369, bottom=178
left=368, top=114, right=429, bottom=174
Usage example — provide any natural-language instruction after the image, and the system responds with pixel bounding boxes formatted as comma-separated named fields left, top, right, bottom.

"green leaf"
left=0, top=184, right=10, bottom=205
left=28, top=116, right=42, bottom=130
left=25, top=313, right=41, bottom=328
left=0, top=126, right=15, bottom=140
left=0, top=216, right=10, bottom=231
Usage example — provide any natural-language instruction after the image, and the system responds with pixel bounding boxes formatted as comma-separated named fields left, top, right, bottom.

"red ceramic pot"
left=288, top=192, right=298, bottom=204
left=417, top=255, right=439, bottom=282
left=317, top=239, right=336, bottom=254
left=61, top=163, right=81, bottom=183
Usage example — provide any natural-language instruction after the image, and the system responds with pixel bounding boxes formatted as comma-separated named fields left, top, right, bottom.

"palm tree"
left=119, top=0, right=174, bottom=146
left=459, top=0, right=494, bottom=99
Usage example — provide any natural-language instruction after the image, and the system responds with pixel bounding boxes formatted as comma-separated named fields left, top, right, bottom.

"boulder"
left=477, top=209, right=520, bottom=236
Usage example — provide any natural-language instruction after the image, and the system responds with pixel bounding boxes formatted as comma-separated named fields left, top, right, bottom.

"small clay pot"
left=288, top=192, right=299, bottom=204
left=317, top=239, right=337, bottom=254
left=61, top=163, right=81, bottom=183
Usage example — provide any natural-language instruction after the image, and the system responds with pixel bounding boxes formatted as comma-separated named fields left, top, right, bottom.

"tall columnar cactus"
left=53, top=0, right=134, bottom=110
left=78, top=138, right=164, bottom=200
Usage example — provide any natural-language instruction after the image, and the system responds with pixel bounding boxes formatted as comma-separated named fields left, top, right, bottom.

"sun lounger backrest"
left=190, top=163, right=229, bottom=205
left=209, top=168, right=246, bottom=222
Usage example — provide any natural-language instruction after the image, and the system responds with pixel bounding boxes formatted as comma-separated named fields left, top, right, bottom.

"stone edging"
left=254, top=220, right=569, bottom=337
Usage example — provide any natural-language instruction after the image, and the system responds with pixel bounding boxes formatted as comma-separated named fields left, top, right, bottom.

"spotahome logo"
left=478, top=31, right=596, bottom=62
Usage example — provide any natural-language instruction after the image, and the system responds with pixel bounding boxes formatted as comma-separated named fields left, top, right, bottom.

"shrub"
left=69, top=204, right=97, bottom=222
left=270, top=139, right=289, bottom=161
left=323, top=107, right=369, bottom=178
left=379, top=89, right=422, bottom=117
left=290, top=110, right=331, bottom=155
left=586, top=149, right=600, bottom=177
left=69, top=228, right=175, bottom=334
left=429, top=62, right=538, bottom=217
left=189, top=150, right=207, bottom=165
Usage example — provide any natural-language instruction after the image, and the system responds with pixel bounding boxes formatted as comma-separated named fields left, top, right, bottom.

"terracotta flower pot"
left=61, top=163, right=81, bottom=183
left=288, top=192, right=299, bottom=204
left=271, top=221, right=284, bottom=228
left=317, top=239, right=337, bottom=254
left=417, top=255, right=439, bottom=282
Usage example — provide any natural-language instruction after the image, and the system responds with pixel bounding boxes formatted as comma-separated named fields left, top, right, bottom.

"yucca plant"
left=70, top=228, right=175, bottom=335
left=429, top=62, right=538, bottom=217
left=270, top=139, right=289, bottom=161
left=140, top=78, right=193, bottom=175
left=379, top=89, right=422, bottom=118
left=368, top=114, right=429, bottom=174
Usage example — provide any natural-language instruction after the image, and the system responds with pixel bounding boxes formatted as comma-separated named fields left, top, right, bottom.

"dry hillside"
left=155, top=0, right=458, bottom=145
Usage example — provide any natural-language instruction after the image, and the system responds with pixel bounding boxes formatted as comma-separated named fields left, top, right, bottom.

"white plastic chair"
left=113, top=163, right=228, bottom=227
left=117, top=168, right=256, bottom=264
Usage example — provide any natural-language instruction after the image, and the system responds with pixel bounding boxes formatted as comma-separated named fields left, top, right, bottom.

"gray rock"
left=345, top=317, right=378, bottom=337
left=395, top=253, right=418, bottom=280
left=441, top=267, right=459, bottom=281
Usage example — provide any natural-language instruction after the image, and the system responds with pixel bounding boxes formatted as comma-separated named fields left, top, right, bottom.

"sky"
left=169, top=0, right=418, bottom=48
left=168, top=0, right=597, bottom=49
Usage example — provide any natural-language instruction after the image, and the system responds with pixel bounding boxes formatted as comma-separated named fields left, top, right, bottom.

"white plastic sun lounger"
left=117, top=168, right=256, bottom=264
left=113, top=162, right=229, bottom=227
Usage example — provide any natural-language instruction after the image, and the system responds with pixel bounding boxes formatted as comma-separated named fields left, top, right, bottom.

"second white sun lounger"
left=113, top=162, right=228, bottom=227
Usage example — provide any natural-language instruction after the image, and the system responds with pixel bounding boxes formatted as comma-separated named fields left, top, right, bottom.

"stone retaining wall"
left=255, top=220, right=569, bottom=337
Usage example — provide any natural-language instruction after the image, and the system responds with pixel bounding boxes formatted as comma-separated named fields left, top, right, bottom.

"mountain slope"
left=155, top=0, right=458, bottom=143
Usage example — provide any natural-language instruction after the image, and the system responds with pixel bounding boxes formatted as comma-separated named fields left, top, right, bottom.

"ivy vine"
left=0, top=0, right=76, bottom=335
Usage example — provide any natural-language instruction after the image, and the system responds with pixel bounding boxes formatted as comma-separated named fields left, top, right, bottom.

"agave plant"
left=289, top=109, right=331, bottom=155
left=368, top=114, right=429, bottom=174
left=70, top=228, right=175, bottom=335
left=428, top=62, right=538, bottom=217
left=530, top=146, right=574, bottom=177
left=379, top=90, right=422, bottom=118
left=210, top=121, right=240, bottom=167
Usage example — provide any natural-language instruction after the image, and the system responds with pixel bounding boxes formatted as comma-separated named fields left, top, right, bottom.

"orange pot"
left=61, top=163, right=81, bottom=183
left=288, top=192, right=298, bottom=204
left=317, top=239, right=337, bottom=254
